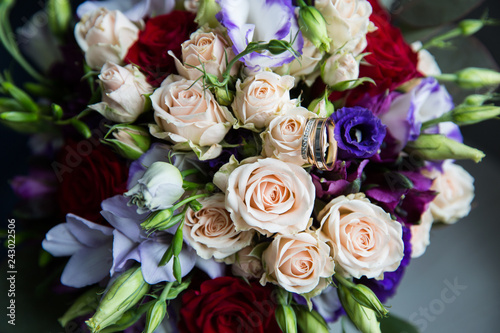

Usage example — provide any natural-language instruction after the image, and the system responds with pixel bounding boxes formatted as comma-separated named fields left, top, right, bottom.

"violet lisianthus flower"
left=217, top=0, right=303, bottom=70
left=42, top=214, right=114, bottom=288
left=330, top=106, right=386, bottom=160
left=77, top=0, right=175, bottom=21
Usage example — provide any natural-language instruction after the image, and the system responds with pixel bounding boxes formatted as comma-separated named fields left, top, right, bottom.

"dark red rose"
left=334, top=0, right=421, bottom=105
left=56, top=140, right=129, bottom=224
left=125, top=11, right=197, bottom=86
left=179, top=277, right=282, bottom=333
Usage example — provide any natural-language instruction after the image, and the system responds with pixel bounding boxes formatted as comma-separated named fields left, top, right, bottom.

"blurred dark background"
left=0, top=1, right=499, bottom=333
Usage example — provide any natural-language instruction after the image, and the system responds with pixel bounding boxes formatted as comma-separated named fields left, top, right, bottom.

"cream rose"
left=423, top=161, right=475, bottom=224
left=172, top=28, right=236, bottom=81
left=225, top=158, right=316, bottom=235
left=318, top=193, right=404, bottom=279
left=183, top=194, right=255, bottom=260
left=231, top=246, right=265, bottom=279
left=260, top=231, right=335, bottom=294
left=315, top=0, right=373, bottom=55
left=410, top=210, right=433, bottom=258
left=321, top=52, right=359, bottom=88
left=273, top=38, right=322, bottom=86
left=261, top=107, right=317, bottom=165
left=232, top=72, right=295, bottom=130
left=89, top=62, right=153, bottom=123
left=149, top=75, right=235, bottom=160
left=74, top=8, right=140, bottom=69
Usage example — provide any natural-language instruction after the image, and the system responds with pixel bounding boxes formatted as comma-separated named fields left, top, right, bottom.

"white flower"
left=125, top=161, right=185, bottom=214
left=89, top=62, right=153, bottom=123
left=315, top=0, right=374, bottom=55
left=317, top=193, right=404, bottom=279
left=232, top=72, right=295, bottom=130
left=321, top=52, right=360, bottom=88
left=260, top=231, right=335, bottom=294
left=74, top=8, right=140, bottom=69
left=411, top=210, right=433, bottom=258
left=423, top=161, right=475, bottom=224
left=411, top=41, right=442, bottom=77
left=149, top=75, right=235, bottom=160
left=183, top=194, right=255, bottom=260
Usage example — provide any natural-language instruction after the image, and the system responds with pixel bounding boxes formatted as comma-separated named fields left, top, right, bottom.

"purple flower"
left=357, top=91, right=401, bottom=117
left=10, top=169, right=57, bottom=200
left=312, top=159, right=368, bottom=199
left=77, top=0, right=175, bottom=21
left=379, top=77, right=461, bottom=152
left=42, top=214, right=114, bottom=288
left=217, top=0, right=303, bottom=70
left=355, top=225, right=412, bottom=303
left=330, top=107, right=386, bottom=160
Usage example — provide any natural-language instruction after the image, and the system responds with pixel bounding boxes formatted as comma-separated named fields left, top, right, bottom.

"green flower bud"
left=140, top=209, right=174, bottom=231
left=144, top=300, right=167, bottom=333
left=195, top=0, right=221, bottom=28
left=463, top=93, right=494, bottom=106
left=298, top=5, right=331, bottom=52
left=214, top=86, right=235, bottom=106
left=59, top=287, right=101, bottom=328
left=0, top=111, right=38, bottom=122
left=275, top=304, right=298, bottom=333
left=458, top=19, right=484, bottom=36
left=308, top=95, right=334, bottom=118
left=455, top=67, right=500, bottom=89
left=268, top=40, right=292, bottom=55
left=350, top=284, right=388, bottom=318
left=103, top=125, right=151, bottom=160
left=338, top=284, right=381, bottom=333
left=295, top=307, right=329, bottom=333
left=86, top=267, right=150, bottom=333
left=452, top=105, right=500, bottom=125
left=47, top=0, right=72, bottom=39
left=405, top=134, right=485, bottom=163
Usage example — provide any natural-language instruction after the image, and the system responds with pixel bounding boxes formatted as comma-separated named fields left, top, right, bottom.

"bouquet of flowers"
left=1, top=0, right=499, bottom=332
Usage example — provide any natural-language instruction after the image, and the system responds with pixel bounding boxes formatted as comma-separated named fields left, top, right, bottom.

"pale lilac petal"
left=77, top=0, right=176, bottom=21
left=111, top=230, right=140, bottom=275
left=60, top=244, right=113, bottom=288
left=42, top=223, right=82, bottom=256
left=66, top=214, right=113, bottom=247
left=138, top=240, right=196, bottom=284
left=195, top=257, right=226, bottom=279
left=128, top=143, right=172, bottom=189
left=101, top=195, right=146, bottom=241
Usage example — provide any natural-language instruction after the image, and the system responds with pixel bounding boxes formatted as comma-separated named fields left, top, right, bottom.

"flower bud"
left=275, top=304, right=298, bottom=333
left=86, top=267, right=150, bottom=332
left=350, top=284, right=388, bottom=318
left=195, top=0, right=221, bottom=28
left=144, top=300, right=167, bottom=333
left=455, top=67, right=500, bottom=89
left=47, top=0, right=71, bottom=38
left=298, top=5, right=331, bottom=52
left=103, top=125, right=151, bottom=160
left=452, top=105, right=500, bottom=125
left=321, top=52, right=359, bottom=89
left=268, top=39, right=293, bottom=55
left=458, top=19, right=484, bottom=36
left=140, top=209, right=174, bottom=231
left=214, top=86, right=235, bottom=106
left=463, top=93, right=495, bottom=106
left=308, top=95, right=334, bottom=118
left=338, top=284, right=381, bottom=333
left=125, top=162, right=185, bottom=214
left=295, top=307, right=329, bottom=333
left=405, top=134, right=485, bottom=163
left=58, top=287, right=101, bottom=327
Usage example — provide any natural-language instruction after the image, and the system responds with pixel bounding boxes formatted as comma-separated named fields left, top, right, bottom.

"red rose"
left=179, top=277, right=282, bottom=333
left=125, top=11, right=197, bottom=86
left=335, top=0, right=421, bottom=105
left=56, top=140, right=128, bottom=224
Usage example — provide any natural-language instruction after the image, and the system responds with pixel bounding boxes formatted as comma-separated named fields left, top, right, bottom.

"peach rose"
left=89, top=62, right=153, bottom=123
left=315, top=0, right=373, bottom=55
left=232, top=72, right=295, bottom=130
left=183, top=194, right=255, bottom=260
left=231, top=246, right=264, bottom=280
left=317, top=193, right=404, bottom=279
left=75, top=8, right=140, bottom=69
left=149, top=75, right=235, bottom=160
left=423, top=161, right=475, bottom=224
left=172, top=28, right=236, bottom=81
left=261, top=107, right=317, bottom=165
left=410, top=210, right=433, bottom=258
left=225, top=158, right=315, bottom=235
left=260, top=231, right=335, bottom=294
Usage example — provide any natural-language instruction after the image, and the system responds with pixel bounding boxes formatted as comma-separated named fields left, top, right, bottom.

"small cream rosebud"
left=338, top=284, right=381, bottom=333
left=103, top=125, right=151, bottom=160
left=298, top=4, right=331, bottom=52
left=125, top=162, right=185, bottom=214
left=86, top=267, right=150, bottom=333
left=308, top=95, right=334, bottom=118
left=405, top=134, right=485, bottom=163
left=321, top=52, right=359, bottom=89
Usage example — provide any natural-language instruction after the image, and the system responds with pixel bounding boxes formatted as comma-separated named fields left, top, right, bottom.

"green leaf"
left=1, top=82, right=39, bottom=113
left=159, top=244, right=174, bottom=266
left=379, top=313, right=419, bottom=333
left=173, top=256, right=182, bottom=283
left=275, top=304, right=298, bottom=333
left=71, top=119, right=92, bottom=139
left=395, top=0, right=484, bottom=28
left=0, top=111, right=38, bottom=122
left=173, top=222, right=184, bottom=257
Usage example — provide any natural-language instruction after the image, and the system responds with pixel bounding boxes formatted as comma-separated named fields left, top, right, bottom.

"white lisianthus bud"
left=89, top=62, right=153, bottom=123
left=74, top=8, right=140, bottom=69
left=125, top=161, right=185, bottom=214
left=321, top=52, right=359, bottom=88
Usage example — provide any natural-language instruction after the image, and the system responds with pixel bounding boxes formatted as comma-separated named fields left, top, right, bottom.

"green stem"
left=181, top=168, right=199, bottom=178
left=434, top=73, right=458, bottom=82
left=334, top=274, right=356, bottom=289
left=421, top=111, right=454, bottom=130
left=421, top=28, right=461, bottom=50
left=172, top=193, right=210, bottom=211
left=159, top=282, right=174, bottom=302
